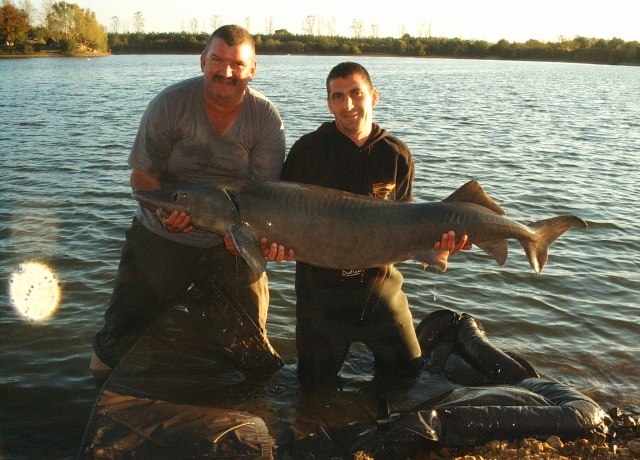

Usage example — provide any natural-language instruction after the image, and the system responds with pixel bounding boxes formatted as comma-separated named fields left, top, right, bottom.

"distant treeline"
left=108, top=31, right=640, bottom=65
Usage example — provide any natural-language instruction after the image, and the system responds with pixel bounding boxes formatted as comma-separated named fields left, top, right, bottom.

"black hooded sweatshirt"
left=281, top=121, right=415, bottom=286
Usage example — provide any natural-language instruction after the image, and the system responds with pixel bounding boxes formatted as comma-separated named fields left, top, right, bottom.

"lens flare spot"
left=9, top=262, right=61, bottom=321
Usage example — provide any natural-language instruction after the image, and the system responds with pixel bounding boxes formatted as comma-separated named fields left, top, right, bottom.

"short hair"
left=326, top=62, right=374, bottom=97
left=205, top=24, right=255, bottom=53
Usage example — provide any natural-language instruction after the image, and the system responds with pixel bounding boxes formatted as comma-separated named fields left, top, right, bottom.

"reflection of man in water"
left=280, top=61, right=469, bottom=386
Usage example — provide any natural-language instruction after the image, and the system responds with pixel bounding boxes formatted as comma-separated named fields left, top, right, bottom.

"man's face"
left=200, top=38, right=257, bottom=105
left=327, top=73, right=379, bottom=143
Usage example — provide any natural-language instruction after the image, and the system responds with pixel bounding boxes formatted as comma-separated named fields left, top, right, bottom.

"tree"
left=370, top=23, right=379, bottom=38
left=210, top=14, right=221, bottom=32
left=82, top=8, right=106, bottom=50
left=419, top=20, right=432, bottom=38
left=394, top=39, right=407, bottom=55
left=325, top=16, right=335, bottom=37
left=46, top=2, right=107, bottom=51
left=39, top=0, right=53, bottom=26
left=302, top=15, right=315, bottom=35
left=47, top=1, right=83, bottom=42
left=490, top=38, right=511, bottom=58
left=265, top=16, right=273, bottom=35
left=0, top=2, right=30, bottom=44
left=133, top=10, right=143, bottom=33
left=18, top=0, right=36, bottom=26
left=350, top=19, right=363, bottom=38
left=109, top=15, right=119, bottom=33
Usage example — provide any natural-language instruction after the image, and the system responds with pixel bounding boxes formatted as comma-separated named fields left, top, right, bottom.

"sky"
left=73, top=0, right=639, bottom=43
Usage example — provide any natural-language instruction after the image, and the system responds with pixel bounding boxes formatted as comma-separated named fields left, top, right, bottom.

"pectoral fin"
left=413, top=248, right=450, bottom=272
left=229, top=222, right=267, bottom=276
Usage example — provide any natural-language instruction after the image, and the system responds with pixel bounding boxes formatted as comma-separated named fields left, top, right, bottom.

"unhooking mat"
left=79, top=277, right=608, bottom=459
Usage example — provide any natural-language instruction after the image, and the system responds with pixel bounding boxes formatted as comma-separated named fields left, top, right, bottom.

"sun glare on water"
left=9, top=262, right=61, bottom=321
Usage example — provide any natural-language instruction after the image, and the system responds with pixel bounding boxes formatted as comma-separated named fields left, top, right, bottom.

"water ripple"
left=1, top=55, right=639, bottom=459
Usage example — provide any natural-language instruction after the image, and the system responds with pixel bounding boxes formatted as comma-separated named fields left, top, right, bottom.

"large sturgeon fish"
left=132, top=179, right=587, bottom=276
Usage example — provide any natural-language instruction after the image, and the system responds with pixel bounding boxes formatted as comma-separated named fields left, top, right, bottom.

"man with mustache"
left=91, top=25, right=289, bottom=372
left=281, top=62, right=469, bottom=387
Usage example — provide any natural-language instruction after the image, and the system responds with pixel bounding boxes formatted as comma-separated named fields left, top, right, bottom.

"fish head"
left=132, top=184, right=239, bottom=236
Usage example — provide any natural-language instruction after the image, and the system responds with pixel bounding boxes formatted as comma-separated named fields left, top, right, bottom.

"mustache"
left=213, top=75, right=237, bottom=85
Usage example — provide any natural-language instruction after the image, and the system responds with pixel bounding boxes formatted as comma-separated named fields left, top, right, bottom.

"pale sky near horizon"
left=73, top=0, right=638, bottom=43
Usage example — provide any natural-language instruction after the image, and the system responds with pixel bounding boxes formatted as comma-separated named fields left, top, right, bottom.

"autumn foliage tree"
left=46, top=1, right=107, bottom=51
left=0, top=2, right=30, bottom=44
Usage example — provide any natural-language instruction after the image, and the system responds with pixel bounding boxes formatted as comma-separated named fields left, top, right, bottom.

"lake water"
left=1, top=54, right=639, bottom=459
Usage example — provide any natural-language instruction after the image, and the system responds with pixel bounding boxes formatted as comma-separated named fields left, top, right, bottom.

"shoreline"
left=365, top=405, right=640, bottom=459
left=0, top=50, right=110, bottom=59
left=2, top=50, right=638, bottom=67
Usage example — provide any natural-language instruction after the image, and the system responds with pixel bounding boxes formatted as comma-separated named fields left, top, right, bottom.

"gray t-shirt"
left=129, top=76, right=286, bottom=247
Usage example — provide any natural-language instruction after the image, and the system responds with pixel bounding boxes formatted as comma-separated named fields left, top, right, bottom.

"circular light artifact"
left=9, top=262, right=61, bottom=321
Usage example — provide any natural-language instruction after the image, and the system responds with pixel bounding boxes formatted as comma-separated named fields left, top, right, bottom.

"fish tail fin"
left=522, top=216, right=588, bottom=274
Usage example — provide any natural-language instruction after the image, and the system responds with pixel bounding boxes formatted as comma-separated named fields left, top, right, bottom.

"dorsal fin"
left=442, top=180, right=506, bottom=216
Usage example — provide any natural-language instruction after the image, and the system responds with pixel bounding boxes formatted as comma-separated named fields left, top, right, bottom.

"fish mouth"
left=131, top=188, right=188, bottom=214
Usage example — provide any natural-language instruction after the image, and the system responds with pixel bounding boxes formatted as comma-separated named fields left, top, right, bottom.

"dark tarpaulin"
left=84, top=391, right=272, bottom=459
left=80, top=277, right=608, bottom=459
